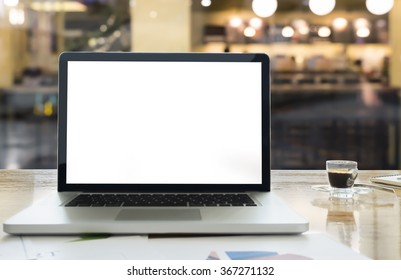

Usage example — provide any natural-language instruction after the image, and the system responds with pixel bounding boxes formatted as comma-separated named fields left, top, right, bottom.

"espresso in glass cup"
left=326, top=160, right=358, bottom=198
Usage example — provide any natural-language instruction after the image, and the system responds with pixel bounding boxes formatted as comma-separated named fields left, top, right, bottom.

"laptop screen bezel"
left=58, top=52, right=270, bottom=192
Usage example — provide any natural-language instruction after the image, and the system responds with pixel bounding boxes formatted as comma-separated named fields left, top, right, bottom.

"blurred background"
left=0, top=0, right=400, bottom=170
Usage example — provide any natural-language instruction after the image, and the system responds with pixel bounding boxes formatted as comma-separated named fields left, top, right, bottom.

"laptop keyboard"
left=65, top=193, right=257, bottom=207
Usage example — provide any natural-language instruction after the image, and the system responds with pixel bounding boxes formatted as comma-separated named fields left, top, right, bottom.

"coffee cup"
left=326, top=160, right=358, bottom=198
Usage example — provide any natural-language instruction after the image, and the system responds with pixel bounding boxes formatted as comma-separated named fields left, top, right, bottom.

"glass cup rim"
left=326, top=160, right=358, bottom=166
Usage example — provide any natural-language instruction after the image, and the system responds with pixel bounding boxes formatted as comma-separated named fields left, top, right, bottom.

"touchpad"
left=116, top=209, right=201, bottom=221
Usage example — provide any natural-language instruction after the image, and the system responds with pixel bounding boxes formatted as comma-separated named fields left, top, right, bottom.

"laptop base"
left=4, top=192, right=308, bottom=235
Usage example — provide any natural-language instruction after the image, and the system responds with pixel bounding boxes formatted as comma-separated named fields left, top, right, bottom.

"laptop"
left=4, top=52, right=308, bottom=235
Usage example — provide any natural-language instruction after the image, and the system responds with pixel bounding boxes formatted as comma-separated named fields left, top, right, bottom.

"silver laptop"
left=4, top=52, right=308, bottom=235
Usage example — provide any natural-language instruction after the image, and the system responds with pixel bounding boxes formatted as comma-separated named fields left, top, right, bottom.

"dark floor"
left=271, top=98, right=400, bottom=169
left=0, top=117, right=57, bottom=169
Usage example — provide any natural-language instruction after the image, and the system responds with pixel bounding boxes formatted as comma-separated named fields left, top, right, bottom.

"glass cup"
left=326, top=160, right=358, bottom=198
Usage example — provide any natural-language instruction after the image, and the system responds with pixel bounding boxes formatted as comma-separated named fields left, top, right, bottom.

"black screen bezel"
left=58, top=52, right=271, bottom=192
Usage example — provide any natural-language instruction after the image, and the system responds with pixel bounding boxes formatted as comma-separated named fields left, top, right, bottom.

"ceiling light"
left=354, top=18, right=370, bottom=29
left=9, top=8, right=24, bottom=26
left=293, top=19, right=309, bottom=35
left=282, top=26, right=295, bottom=38
left=332, top=18, right=348, bottom=31
left=298, top=26, right=310, bottom=35
left=366, top=0, right=393, bottom=15
left=229, top=17, right=243, bottom=28
left=318, top=26, right=331, bottom=37
left=114, top=30, right=121, bottom=38
left=293, top=19, right=307, bottom=28
left=252, top=0, right=277, bottom=18
left=100, top=25, right=108, bottom=32
left=244, top=26, right=256, bottom=37
left=88, top=38, right=97, bottom=48
left=309, top=0, right=336, bottom=16
left=30, top=2, right=87, bottom=12
left=201, top=0, right=212, bottom=7
left=249, top=17, right=263, bottom=29
left=4, top=0, right=19, bottom=7
left=356, top=27, right=370, bottom=38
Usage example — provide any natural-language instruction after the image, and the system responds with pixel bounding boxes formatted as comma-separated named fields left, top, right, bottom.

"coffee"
left=328, top=170, right=354, bottom=188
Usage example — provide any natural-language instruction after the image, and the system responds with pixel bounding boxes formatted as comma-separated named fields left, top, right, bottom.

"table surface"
left=1, top=169, right=401, bottom=260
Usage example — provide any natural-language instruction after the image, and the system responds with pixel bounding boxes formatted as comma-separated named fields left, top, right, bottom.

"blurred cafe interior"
left=1, top=0, right=401, bottom=170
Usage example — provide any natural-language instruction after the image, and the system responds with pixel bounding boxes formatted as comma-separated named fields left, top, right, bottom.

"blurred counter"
left=0, top=85, right=58, bottom=117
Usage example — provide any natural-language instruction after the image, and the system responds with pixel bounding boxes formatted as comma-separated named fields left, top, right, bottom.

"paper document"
left=0, top=233, right=368, bottom=260
left=0, top=236, right=26, bottom=260
left=370, top=174, right=401, bottom=187
left=21, top=235, right=156, bottom=260
left=146, top=233, right=369, bottom=260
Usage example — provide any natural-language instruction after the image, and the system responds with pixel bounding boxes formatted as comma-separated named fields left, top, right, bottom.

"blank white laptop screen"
left=66, top=61, right=262, bottom=184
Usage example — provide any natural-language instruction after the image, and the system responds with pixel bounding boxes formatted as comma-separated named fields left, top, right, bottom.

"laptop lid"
left=58, top=52, right=270, bottom=193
